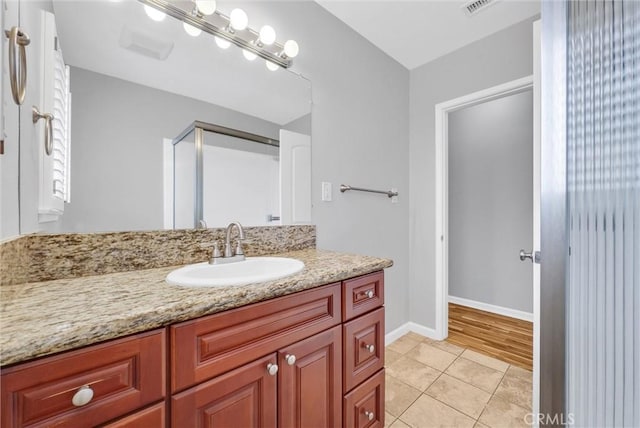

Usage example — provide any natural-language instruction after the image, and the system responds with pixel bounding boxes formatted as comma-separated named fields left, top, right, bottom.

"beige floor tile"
left=505, top=365, right=533, bottom=381
left=445, top=357, right=505, bottom=393
left=385, top=374, right=422, bottom=417
left=478, top=396, right=530, bottom=428
left=474, top=423, right=491, bottom=428
left=430, top=340, right=465, bottom=356
left=386, top=348, right=403, bottom=366
left=460, top=349, right=509, bottom=372
left=385, top=412, right=396, bottom=428
left=493, top=368, right=532, bottom=411
left=390, top=419, right=411, bottom=428
left=425, top=374, right=491, bottom=419
left=399, top=394, right=475, bottom=428
left=404, top=331, right=428, bottom=342
left=387, top=356, right=442, bottom=391
left=388, top=335, right=422, bottom=354
left=406, top=342, right=458, bottom=371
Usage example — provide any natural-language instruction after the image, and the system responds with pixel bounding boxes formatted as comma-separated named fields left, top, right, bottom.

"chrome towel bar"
left=340, top=184, right=398, bottom=198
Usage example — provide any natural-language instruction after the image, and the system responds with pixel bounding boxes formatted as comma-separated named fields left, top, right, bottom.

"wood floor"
left=447, top=303, right=533, bottom=370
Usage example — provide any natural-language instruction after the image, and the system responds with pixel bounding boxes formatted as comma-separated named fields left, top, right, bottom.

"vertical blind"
left=566, top=0, right=639, bottom=426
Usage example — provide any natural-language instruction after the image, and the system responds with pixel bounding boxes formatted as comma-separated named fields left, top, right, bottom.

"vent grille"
left=463, top=0, right=497, bottom=16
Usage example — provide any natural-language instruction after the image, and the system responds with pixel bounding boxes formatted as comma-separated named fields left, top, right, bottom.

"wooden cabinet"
left=343, top=370, right=385, bottom=428
left=278, top=326, right=342, bottom=428
left=0, top=330, right=165, bottom=428
left=1, top=270, right=386, bottom=427
left=171, top=354, right=278, bottom=428
left=101, top=403, right=166, bottom=428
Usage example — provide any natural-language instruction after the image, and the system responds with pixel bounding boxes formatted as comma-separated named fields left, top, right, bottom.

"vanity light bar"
left=137, top=0, right=293, bottom=69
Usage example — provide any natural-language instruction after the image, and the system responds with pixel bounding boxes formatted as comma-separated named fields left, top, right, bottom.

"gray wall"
left=276, top=2, right=410, bottom=333
left=43, top=66, right=282, bottom=233
left=409, top=17, right=536, bottom=329
left=448, top=90, right=533, bottom=313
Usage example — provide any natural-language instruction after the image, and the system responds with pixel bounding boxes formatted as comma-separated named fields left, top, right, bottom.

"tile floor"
left=385, top=332, right=533, bottom=428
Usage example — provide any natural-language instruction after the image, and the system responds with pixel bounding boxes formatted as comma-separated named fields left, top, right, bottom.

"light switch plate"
left=321, top=182, right=332, bottom=202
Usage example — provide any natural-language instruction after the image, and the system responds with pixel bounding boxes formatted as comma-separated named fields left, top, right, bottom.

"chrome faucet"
left=210, top=221, right=246, bottom=264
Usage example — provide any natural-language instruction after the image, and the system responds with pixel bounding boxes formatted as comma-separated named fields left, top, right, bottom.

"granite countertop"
left=0, top=249, right=393, bottom=367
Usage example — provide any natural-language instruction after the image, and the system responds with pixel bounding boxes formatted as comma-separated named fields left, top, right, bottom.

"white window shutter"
left=39, top=11, right=71, bottom=221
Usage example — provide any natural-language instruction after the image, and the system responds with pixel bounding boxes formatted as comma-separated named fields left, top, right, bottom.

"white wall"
left=409, top=17, right=536, bottom=329
left=448, top=90, right=533, bottom=313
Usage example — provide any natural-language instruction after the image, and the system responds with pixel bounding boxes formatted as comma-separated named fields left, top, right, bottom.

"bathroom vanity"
left=0, top=246, right=391, bottom=427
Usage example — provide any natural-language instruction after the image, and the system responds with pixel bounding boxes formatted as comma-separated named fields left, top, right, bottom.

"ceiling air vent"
left=462, top=0, right=498, bottom=16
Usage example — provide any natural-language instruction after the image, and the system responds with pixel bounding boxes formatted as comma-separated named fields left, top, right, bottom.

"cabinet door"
left=172, top=354, right=277, bottom=428
left=278, top=325, right=342, bottom=428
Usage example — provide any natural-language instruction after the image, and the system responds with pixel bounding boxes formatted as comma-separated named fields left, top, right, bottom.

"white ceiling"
left=316, top=0, right=540, bottom=70
left=52, top=1, right=311, bottom=125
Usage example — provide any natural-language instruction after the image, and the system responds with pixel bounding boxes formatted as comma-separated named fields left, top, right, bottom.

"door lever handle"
left=519, top=249, right=541, bottom=264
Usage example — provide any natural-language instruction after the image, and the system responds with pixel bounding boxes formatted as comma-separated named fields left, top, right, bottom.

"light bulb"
left=215, top=36, right=231, bottom=49
left=230, top=8, right=248, bottom=31
left=266, top=60, right=279, bottom=71
left=259, top=25, right=276, bottom=45
left=195, top=0, right=216, bottom=15
left=183, top=22, right=201, bottom=37
left=243, top=49, right=257, bottom=61
left=144, top=5, right=166, bottom=21
left=283, top=40, right=299, bottom=58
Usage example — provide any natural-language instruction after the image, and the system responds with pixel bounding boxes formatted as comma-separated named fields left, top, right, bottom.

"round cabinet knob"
left=363, top=343, right=375, bottom=353
left=72, top=385, right=94, bottom=407
left=364, top=410, right=375, bottom=421
left=267, top=363, right=279, bottom=376
left=366, top=290, right=374, bottom=299
left=285, top=354, right=296, bottom=366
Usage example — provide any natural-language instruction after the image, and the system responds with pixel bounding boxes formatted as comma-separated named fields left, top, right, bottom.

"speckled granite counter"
left=0, top=249, right=392, bottom=367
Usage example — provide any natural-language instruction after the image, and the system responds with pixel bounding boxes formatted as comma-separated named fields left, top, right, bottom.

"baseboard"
left=385, top=322, right=442, bottom=346
left=448, top=295, right=534, bottom=322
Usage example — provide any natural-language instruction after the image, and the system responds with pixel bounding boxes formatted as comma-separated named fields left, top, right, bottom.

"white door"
left=279, top=130, right=311, bottom=225
left=531, top=19, right=542, bottom=422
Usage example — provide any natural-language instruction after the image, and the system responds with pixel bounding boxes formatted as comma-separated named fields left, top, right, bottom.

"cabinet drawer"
left=171, top=283, right=341, bottom=392
left=1, top=329, right=166, bottom=428
left=342, top=271, right=384, bottom=321
left=343, top=307, right=385, bottom=392
left=171, top=354, right=277, bottom=428
left=101, top=402, right=165, bottom=428
left=343, top=369, right=385, bottom=428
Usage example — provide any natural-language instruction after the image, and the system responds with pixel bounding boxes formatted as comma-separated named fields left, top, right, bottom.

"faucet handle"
left=235, top=240, right=245, bottom=256
left=211, top=241, right=222, bottom=259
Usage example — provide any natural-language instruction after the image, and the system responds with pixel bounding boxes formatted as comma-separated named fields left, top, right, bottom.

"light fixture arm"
left=138, top=0, right=292, bottom=68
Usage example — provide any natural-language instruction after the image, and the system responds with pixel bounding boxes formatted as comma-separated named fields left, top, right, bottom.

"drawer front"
left=171, top=354, right=277, bottom=428
left=171, top=283, right=341, bottom=392
left=343, top=307, right=385, bottom=392
left=343, top=369, right=385, bottom=428
left=101, top=402, right=165, bottom=428
left=342, top=271, right=384, bottom=321
left=1, top=329, right=166, bottom=428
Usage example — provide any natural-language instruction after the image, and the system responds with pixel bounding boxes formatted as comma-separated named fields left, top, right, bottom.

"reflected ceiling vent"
left=119, top=25, right=174, bottom=60
left=462, top=0, right=498, bottom=16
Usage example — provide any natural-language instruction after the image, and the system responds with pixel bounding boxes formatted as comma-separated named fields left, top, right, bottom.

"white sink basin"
left=166, top=257, right=305, bottom=287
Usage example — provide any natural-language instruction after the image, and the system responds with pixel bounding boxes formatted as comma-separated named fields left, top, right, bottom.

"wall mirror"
left=14, top=0, right=312, bottom=234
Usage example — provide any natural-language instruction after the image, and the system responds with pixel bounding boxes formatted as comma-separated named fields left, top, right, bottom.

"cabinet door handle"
left=267, top=363, right=279, bottom=376
left=362, top=343, right=375, bottom=353
left=32, top=106, right=54, bottom=156
left=285, top=354, right=296, bottom=366
left=71, top=385, right=94, bottom=407
left=363, top=290, right=374, bottom=299
left=364, top=410, right=375, bottom=421
left=4, top=27, right=30, bottom=105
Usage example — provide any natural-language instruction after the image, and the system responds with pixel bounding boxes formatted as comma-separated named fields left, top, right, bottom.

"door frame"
left=434, top=74, right=534, bottom=340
